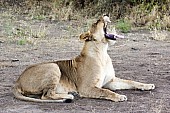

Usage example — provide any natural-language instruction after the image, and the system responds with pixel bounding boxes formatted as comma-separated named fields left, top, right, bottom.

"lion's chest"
left=102, top=57, right=115, bottom=86
left=95, top=56, right=115, bottom=88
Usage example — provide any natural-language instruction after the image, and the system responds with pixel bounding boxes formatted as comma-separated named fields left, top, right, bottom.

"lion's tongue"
left=105, top=34, right=125, bottom=40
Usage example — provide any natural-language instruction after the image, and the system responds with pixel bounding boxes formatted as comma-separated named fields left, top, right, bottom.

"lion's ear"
left=79, top=31, right=91, bottom=41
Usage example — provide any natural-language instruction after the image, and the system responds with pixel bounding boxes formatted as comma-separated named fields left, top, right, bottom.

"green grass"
left=18, top=39, right=27, bottom=45
left=0, top=0, right=169, bottom=44
left=1, top=10, right=48, bottom=45
left=115, top=19, right=131, bottom=33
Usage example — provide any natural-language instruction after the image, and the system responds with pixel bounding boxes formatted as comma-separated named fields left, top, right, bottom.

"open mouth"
left=104, top=25, right=124, bottom=40
left=105, top=33, right=125, bottom=40
left=105, top=33, right=117, bottom=40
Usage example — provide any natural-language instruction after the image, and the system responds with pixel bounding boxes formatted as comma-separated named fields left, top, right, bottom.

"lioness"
left=12, top=15, right=155, bottom=102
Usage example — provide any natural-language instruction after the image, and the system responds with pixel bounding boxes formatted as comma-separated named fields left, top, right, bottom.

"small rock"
left=131, top=47, right=139, bottom=50
left=11, top=59, right=19, bottom=62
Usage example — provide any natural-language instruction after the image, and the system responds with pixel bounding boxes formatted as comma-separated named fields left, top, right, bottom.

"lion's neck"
left=81, top=41, right=108, bottom=58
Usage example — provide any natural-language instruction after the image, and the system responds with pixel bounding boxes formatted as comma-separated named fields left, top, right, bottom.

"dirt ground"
left=0, top=14, right=170, bottom=113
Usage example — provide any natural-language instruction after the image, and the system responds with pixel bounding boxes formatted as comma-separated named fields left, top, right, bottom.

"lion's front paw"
left=114, top=94, right=127, bottom=102
left=141, top=84, right=155, bottom=90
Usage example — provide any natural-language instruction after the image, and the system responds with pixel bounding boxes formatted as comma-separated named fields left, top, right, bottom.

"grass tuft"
left=115, top=19, right=131, bottom=33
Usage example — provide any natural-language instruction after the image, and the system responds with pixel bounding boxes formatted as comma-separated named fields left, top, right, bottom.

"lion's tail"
left=12, top=84, right=73, bottom=103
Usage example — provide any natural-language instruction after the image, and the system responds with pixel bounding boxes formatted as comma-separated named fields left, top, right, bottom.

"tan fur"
left=12, top=16, right=155, bottom=102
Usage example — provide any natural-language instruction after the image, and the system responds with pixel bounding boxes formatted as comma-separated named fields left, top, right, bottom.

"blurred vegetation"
left=115, top=19, right=132, bottom=33
left=0, top=0, right=170, bottom=31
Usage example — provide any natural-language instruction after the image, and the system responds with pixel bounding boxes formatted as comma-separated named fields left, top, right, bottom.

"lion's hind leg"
left=41, top=88, right=74, bottom=103
left=41, top=86, right=74, bottom=103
